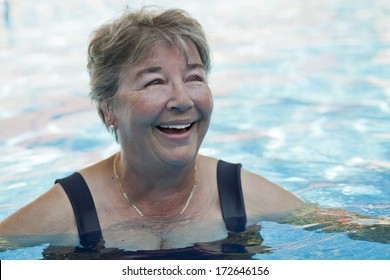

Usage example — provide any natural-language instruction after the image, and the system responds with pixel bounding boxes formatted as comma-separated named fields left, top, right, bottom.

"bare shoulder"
left=198, top=155, right=304, bottom=221
left=240, top=168, right=304, bottom=221
left=0, top=183, right=76, bottom=235
left=0, top=155, right=113, bottom=236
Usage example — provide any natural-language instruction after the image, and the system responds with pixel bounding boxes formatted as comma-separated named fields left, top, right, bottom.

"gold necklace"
left=113, top=153, right=198, bottom=218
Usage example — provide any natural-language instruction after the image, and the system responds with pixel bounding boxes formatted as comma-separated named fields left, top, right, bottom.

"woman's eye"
left=145, top=79, right=162, bottom=87
left=187, top=75, right=203, bottom=83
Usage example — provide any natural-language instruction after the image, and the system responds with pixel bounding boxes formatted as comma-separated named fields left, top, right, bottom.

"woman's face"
left=113, top=42, right=213, bottom=167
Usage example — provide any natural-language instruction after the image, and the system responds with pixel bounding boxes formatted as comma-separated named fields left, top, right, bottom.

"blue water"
left=0, top=0, right=389, bottom=259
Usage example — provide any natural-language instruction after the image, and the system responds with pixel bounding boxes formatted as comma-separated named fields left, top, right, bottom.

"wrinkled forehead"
left=137, top=41, right=201, bottom=66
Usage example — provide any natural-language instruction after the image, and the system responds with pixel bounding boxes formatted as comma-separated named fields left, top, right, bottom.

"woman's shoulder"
left=240, top=168, right=304, bottom=221
left=0, top=158, right=114, bottom=239
left=200, top=155, right=304, bottom=220
left=0, top=182, right=79, bottom=247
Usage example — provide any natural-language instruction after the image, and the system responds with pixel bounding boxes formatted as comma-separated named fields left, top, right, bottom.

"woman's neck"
left=113, top=152, right=199, bottom=218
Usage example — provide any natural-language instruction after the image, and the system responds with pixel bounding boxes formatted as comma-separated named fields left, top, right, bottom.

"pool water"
left=0, top=0, right=389, bottom=259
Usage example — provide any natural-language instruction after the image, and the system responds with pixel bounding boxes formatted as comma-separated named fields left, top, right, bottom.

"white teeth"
left=159, top=124, right=191, bottom=129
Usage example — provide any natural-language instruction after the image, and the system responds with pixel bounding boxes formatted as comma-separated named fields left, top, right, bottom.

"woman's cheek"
left=198, top=87, right=214, bottom=116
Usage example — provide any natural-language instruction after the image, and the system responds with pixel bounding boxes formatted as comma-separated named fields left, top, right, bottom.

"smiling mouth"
left=157, top=122, right=195, bottom=134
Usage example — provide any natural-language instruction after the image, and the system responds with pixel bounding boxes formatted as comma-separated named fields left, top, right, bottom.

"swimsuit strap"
left=55, top=173, right=103, bottom=247
left=216, top=160, right=247, bottom=232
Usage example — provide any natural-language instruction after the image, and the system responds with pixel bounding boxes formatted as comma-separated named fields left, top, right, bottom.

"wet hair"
left=87, top=7, right=211, bottom=128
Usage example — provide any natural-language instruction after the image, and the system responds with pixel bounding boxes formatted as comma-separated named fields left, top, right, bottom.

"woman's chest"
left=100, top=218, right=228, bottom=251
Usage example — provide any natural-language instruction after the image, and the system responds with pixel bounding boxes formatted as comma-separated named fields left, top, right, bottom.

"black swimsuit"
left=55, top=160, right=247, bottom=248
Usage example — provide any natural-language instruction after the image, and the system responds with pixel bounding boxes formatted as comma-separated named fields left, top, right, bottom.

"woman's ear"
left=101, top=102, right=119, bottom=142
left=101, top=102, right=116, bottom=128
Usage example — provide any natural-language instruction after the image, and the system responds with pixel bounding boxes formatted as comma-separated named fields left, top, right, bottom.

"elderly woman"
left=0, top=8, right=303, bottom=251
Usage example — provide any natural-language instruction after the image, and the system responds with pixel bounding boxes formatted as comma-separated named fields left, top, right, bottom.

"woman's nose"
left=166, top=81, right=194, bottom=112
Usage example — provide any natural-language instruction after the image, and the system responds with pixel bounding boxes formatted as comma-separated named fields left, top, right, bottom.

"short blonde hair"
left=87, top=7, right=211, bottom=126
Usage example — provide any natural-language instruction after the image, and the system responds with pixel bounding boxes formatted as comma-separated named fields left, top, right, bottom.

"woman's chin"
left=159, top=148, right=199, bottom=167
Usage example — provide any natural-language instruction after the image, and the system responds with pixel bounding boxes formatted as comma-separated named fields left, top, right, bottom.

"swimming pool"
left=0, top=0, right=389, bottom=259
